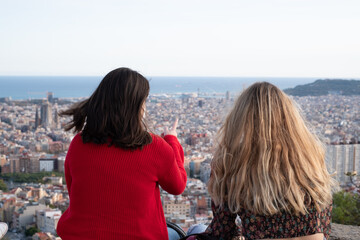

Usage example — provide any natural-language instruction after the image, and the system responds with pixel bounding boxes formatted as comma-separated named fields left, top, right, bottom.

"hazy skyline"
left=1, top=0, right=360, bottom=78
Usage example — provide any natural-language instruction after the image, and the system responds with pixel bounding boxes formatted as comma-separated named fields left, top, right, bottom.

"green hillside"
left=284, top=79, right=360, bottom=96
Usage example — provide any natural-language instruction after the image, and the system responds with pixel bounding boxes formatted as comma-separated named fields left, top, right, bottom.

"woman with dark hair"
left=56, top=68, right=187, bottom=240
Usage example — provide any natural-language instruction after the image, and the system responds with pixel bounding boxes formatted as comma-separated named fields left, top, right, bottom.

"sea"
left=0, top=76, right=317, bottom=100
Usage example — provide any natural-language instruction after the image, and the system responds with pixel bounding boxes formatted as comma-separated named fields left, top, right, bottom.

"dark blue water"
left=0, top=76, right=317, bottom=99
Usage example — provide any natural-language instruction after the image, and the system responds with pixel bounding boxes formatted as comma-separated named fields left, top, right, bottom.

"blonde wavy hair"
left=208, top=82, right=334, bottom=215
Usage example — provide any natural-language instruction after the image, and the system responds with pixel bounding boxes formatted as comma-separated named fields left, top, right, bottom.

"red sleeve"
left=157, top=135, right=187, bottom=195
left=64, top=134, right=80, bottom=195
left=64, top=156, right=72, bottom=195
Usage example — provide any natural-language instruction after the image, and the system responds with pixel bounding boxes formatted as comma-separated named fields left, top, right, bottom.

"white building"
left=326, top=144, right=360, bottom=185
left=44, top=176, right=63, bottom=185
left=12, top=203, right=47, bottom=230
left=36, top=209, right=62, bottom=234
left=45, top=215, right=60, bottom=234
left=39, top=158, right=57, bottom=172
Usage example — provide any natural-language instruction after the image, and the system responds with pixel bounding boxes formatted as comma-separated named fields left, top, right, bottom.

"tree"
left=43, top=178, right=52, bottom=184
left=332, top=191, right=360, bottom=226
left=25, top=227, right=40, bottom=236
left=49, top=204, right=56, bottom=209
left=0, top=179, right=8, bottom=192
left=0, top=172, right=64, bottom=184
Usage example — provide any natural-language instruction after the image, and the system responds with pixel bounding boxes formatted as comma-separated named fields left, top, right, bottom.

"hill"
left=283, top=79, right=360, bottom=96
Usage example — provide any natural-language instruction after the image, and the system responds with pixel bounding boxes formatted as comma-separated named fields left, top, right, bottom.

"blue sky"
left=0, top=0, right=359, bottom=77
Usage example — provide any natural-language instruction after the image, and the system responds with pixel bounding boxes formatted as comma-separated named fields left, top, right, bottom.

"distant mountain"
left=284, top=79, right=360, bottom=96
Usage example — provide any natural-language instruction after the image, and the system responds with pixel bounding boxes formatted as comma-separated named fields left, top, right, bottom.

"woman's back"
left=57, top=134, right=186, bottom=239
left=207, top=200, right=331, bottom=239
left=206, top=82, right=335, bottom=240
left=56, top=68, right=187, bottom=239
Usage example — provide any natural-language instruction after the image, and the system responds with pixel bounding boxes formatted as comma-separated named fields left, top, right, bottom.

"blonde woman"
left=206, top=82, right=334, bottom=240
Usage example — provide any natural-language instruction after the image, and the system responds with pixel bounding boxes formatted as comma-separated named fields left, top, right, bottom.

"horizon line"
left=1, top=75, right=360, bottom=80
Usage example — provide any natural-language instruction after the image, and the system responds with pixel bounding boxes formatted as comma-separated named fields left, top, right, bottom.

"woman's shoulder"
left=65, top=133, right=84, bottom=152
left=70, top=133, right=83, bottom=145
left=148, top=132, right=169, bottom=146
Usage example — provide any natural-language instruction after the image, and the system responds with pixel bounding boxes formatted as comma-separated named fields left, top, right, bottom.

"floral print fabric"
left=205, top=201, right=332, bottom=240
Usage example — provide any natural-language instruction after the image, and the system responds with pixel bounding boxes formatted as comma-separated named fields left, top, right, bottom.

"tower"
left=35, top=108, right=40, bottom=129
left=47, top=92, right=54, bottom=103
left=198, top=100, right=203, bottom=108
left=54, top=107, right=60, bottom=129
left=41, top=101, right=53, bottom=128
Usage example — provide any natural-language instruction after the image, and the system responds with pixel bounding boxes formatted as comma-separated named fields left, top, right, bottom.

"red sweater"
left=57, top=133, right=187, bottom=240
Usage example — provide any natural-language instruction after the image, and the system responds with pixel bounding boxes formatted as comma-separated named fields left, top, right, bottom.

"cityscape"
left=1, top=0, right=360, bottom=238
left=0, top=91, right=359, bottom=239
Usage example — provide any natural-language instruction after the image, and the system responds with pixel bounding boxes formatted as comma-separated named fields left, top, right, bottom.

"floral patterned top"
left=205, top=201, right=332, bottom=240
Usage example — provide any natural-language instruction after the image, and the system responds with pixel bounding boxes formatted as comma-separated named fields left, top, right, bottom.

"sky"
left=0, top=0, right=360, bottom=78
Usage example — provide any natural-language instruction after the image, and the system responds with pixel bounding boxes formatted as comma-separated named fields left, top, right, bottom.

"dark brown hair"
left=60, top=67, right=152, bottom=150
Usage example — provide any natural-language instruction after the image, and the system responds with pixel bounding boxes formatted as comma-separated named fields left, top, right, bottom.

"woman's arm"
left=63, top=134, right=81, bottom=196
left=64, top=157, right=72, bottom=195
left=157, top=134, right=187, bottom=195
left=157, top=118, right=187, bottom=195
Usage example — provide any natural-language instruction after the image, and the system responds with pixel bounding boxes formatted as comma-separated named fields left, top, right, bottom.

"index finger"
left=172, top=118, right=178, bottom=130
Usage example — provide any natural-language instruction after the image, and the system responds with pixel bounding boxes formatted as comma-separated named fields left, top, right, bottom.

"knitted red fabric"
left=57, top=133, right=187, bottom=239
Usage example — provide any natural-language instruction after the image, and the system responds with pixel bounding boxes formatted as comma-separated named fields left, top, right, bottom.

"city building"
left=36, top=209, right=62, bottom=234
left=43, top=177, right=63, bottom=186
left=326, top=144, right=360, bottom=185
left=35, top=108, right=40, bottom=129
left=12, top=203, right=47, bottom=230
left=189, top=157, right=206, bottom=178
left=32, top=232, right=61, bottom=240
left=163, top=195, right=191, bottom=217
left=47, top=92, right=54, bottom=103
left=19, top=157, right=40, bottom=173
left=40, top=101, right=53, bottom=128
left=39, top=158, right=58, bottom=172
left=9, top=156, right=20, bottom=173
left=0, top=196, right=16, bottom=223
left=199, top=159, right=211, bottom=184
left=0, top=154, right=6, bottom=167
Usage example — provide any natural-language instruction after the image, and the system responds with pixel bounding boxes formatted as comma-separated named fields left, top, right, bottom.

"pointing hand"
left=163, top=118, right=178, bottom=137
